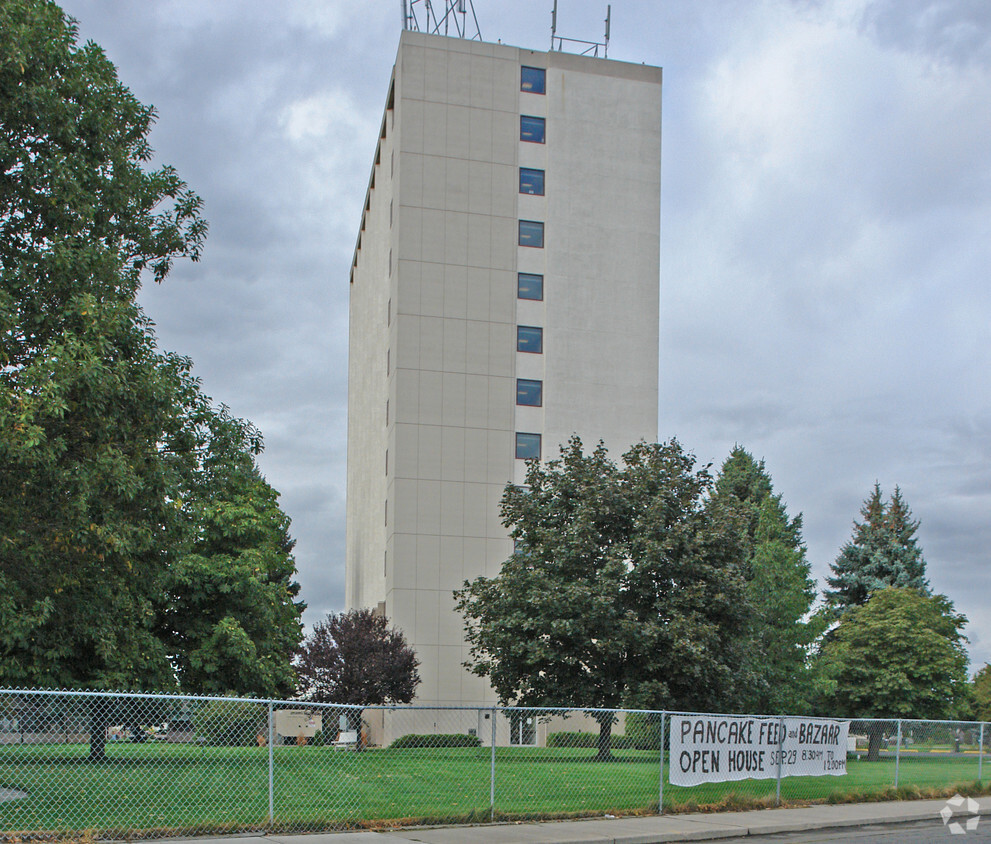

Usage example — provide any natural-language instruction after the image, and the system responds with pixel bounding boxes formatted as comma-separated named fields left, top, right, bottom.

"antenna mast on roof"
left=402, top=0, right=483, bottom=41
left=551, top=1, right=610, bottom=58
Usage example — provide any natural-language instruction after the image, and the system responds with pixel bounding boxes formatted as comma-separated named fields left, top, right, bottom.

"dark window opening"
left=518, top=220, right=544, bottom=248
left=517, top=325, right=543, bottom=353
left=520, top=115, right=545, bottom=143
left=521, top=66, right=546, bottom=94
left=516, top=432, right=541, bottom=460
left=518, top=273, right=544, bottom=300
left=517, top=379, right=542, bottom=407
left=519, top=168, right=545, bottom=196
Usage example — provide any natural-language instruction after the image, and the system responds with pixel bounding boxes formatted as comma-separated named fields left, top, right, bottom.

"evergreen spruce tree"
left=714, top=447, right=819, bottom=714
left=825, top=484, right=929, bottom=610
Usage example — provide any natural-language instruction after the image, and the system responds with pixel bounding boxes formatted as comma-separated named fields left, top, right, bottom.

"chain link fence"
left=0, top=689, right=986, bottom=838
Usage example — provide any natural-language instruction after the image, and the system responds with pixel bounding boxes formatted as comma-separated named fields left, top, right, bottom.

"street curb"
left=144, top=797, right=991, bottom=844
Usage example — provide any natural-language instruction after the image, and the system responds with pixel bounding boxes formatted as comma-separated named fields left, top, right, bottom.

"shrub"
left=547, top=731, right=597, bottom=748
left=193, top=698, right=266, bottom=746
left=546, top=730, right=640, bottom=750
left=624, top=712, right=664, bottom=750
left=390, top=733, right=482, bottom=749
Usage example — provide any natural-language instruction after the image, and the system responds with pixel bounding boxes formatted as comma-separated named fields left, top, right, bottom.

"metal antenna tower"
left=551, top=1, right=610, bottom=58
left=402, top=0, right=483, bottom=41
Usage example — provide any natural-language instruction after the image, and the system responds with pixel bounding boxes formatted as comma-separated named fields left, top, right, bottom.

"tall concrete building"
left=346, top=29, right=661, bottom=709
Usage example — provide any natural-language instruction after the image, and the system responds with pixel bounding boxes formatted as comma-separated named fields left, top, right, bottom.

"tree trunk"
left=595, top=716, right=614, bottom=762
left=346, top=707, right=364, bottom=752
left=88, top=703, right=108, bottom=762
left=866, top=723, right=885, bottom=762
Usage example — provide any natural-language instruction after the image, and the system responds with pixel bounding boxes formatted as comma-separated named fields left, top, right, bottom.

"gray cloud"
left=60, top=0, right=991, bottom=670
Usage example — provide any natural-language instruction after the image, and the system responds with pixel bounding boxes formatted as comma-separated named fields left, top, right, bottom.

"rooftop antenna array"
left=402, top=0, right=483, bottom=41
left=551, top=1, right=610, bottom=58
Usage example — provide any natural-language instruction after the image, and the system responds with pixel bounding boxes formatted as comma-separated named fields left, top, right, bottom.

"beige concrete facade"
left=347, top=32, right=661, bottom=712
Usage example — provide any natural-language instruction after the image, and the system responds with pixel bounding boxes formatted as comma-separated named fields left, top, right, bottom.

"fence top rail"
left=0, top=691, right=664, bottom=716
left=0, top=688, right=295, bottom=707
left=0, top=689, right=986, bottom=729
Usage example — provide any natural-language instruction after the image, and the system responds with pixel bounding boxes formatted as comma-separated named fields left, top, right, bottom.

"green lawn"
left=0, top=743, right=985, bottom=837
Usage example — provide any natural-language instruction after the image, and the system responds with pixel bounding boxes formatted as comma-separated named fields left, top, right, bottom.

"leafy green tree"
left=825, top=485, right=930, bottom=610
left=0, top=290, right=197, bottom=696
left=0, top=0, right=207, bottom=358
left=713, top=448, right=820, bottom=714
left=816, top=587, right=969, bottom=760
left=1, top=0, right=206, bottom=695
left=973, top=663, right=991, bottom=722
left=192, top=697, right=267, bottom=747
left=163, top=426, right=304, bottom=698
left=455, top=437, right=754, bottom=761
left=0, top=0, right=303, bottom=758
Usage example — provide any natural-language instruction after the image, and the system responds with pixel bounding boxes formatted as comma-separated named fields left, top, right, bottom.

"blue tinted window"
left=516, top=432, right=541, bottom=459
left=520, top=168, right=545, bottom=196
left=520, top=66, right=545, bottom=94
left=518, top=273, right=543, bottom=300
left=518, top=220, right=544, bottom=248
left=520, top=115, right=545, bottom=143
left=517, top=379, right=542, bottom=407
left=517, top=325, right=543, bottom=353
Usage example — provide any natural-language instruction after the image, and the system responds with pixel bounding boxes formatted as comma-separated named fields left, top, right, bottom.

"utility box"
left=274, top=710, right=322, bottom=743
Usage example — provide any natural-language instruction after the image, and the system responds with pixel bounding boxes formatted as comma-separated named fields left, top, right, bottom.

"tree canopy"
left=0, top=0, right=302, bottom=701
left=164, top=438, right=303, bottom=698
left=455, top=437, right=754, bottom=759
left=713, top=447, right=820, bottom=714
left=816, top=587, right=968, bottom=756
left=973, top=663, right=991, bottom=722
left=824, top=484, right=929, bottom=610
left=295, top=609, right=420, bottom=707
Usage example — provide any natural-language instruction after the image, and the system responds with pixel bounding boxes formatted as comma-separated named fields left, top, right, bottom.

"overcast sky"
left=58, top=0, right=991, bottom=672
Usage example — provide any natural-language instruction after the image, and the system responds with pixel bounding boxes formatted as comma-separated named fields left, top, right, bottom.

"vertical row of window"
left=516, top=67, right=547, bottom=461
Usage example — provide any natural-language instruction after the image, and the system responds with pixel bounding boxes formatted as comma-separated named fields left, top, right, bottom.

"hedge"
left=390, top=733, right=482, bottom=749
left=547, top=731, right=598, bottom=748
left=546, top=731, right=639, bottom=750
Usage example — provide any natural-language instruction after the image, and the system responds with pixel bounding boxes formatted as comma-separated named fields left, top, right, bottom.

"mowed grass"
left=0, top=743, right=986, bottom=836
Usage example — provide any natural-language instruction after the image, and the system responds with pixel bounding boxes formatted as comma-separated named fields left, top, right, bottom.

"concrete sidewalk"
left=165, top=796, right=991, bottom=844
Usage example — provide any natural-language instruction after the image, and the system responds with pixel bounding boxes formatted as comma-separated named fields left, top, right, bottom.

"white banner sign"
left=669, top=715, right=849, bottom=786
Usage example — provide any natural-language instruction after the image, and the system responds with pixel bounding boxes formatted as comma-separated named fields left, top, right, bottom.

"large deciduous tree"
left=713, top=448, right=820, bottom=714
left=824, top=484, right=929, bottom=610
left=816, top=587, right=969, bottom=760
left=1, top=0, right=206, bottom=694
left=0, top=0, right=303, bottom=750
left=455, top=437, right=754, bottom=761
left=163, top=423, right=304, bottom=698
left=973, top=664, right=991, bottom=722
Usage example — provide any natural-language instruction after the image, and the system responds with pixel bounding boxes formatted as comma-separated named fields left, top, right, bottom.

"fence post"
left=775, top=717, right=785, bottom=806
left=894, top=720, right=902, bottom=788
left=980, top=722, right=985, bottom=783
left=267, top=702, right=275, bottom=825
left=658, top=712, right=666, bottom=815
left=490, top=707, right=497, bottom=822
